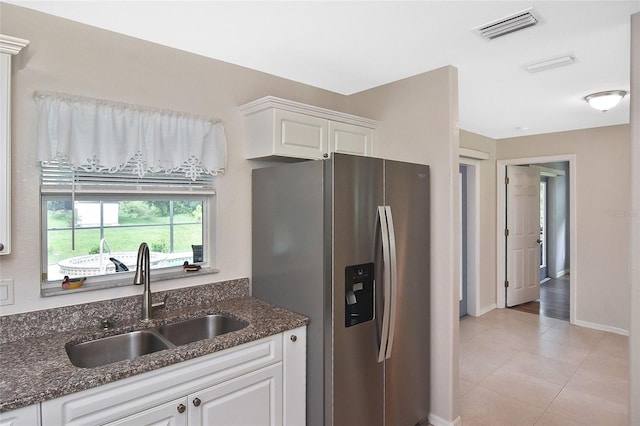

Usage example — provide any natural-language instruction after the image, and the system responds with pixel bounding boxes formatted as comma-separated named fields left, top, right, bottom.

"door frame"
left=459, top=158, right=480, bottom=316
left=496, top=154, right=577, bottom=324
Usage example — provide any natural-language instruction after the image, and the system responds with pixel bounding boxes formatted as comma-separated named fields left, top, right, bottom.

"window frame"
left=40, top=192, right=216, bottom=296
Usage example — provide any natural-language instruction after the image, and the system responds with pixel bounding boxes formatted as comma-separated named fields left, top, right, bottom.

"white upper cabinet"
left=240, top=96, right=376, bottom=160
left=0, top=35, right=29, bottom=256
left=329, top=120, right=373, bottom=157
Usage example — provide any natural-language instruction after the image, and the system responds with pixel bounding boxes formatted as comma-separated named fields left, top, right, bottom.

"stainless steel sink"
left=156, top=314, right=248, bottom=346
left=66, top=314, right=248, bottom=368
left=66, top=330, right=173, bottom=368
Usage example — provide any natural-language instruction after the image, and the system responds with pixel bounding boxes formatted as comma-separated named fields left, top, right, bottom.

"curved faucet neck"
left=134, top=243, right=152, bottom=321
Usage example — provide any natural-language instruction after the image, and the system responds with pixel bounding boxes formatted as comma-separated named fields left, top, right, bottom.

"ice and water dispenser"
left=344, top=263, right=375, bottom=327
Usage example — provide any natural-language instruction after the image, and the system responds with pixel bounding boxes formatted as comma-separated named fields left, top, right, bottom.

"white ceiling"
left=8, top=1, right=640, bottom=139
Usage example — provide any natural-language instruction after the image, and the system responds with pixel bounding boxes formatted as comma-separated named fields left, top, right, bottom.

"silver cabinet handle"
left=177, top=404, right=186, bottom=414
left=193, top=397, right=201, bottom=407
left=0, top=243, right=4, bottom=251
left=290, top=335, right=297, bottom=342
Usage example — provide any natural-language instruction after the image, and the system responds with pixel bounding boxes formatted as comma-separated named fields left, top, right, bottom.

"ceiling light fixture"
left=584, top=90, right=627, bottom=112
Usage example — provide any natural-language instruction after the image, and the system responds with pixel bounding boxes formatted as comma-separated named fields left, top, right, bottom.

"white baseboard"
left=429, top=413, right=461, bottom=426
left=554, top=269, right=569, bottom=278
left=574, top=319, right=629, bottom=336
left=476, top=303, right=496, bottom=317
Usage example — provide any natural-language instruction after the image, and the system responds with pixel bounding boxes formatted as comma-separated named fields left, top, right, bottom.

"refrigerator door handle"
left=384, top=206, right=398, bottom=360
left=376, top=206, right=392, bottom=363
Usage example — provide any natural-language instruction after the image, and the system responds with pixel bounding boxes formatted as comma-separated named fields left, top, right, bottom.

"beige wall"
left=629, top=11, right=639, bottom=426
left=460, top=131, right=498, bottom=314
left=0, top=4, right=460, bottom=423
left=498, top=125, right=631, bottom=332
left=0, top=3, right=345, bottom=314
left=348, top=67, right=460, bottom=423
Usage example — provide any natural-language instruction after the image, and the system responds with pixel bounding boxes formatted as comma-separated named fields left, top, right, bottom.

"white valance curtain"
left=35, top=91, right=227, bottom=180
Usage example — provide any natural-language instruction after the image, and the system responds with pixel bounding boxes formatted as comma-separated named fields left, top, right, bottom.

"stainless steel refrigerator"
left=252, top=153, right=430, bottom=426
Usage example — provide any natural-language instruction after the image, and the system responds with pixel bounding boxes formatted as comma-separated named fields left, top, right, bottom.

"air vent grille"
left=473, top=8, right=542, bottom=40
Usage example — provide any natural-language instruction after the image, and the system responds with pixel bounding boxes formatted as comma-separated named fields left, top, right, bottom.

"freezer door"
left=331, top=154, right=385, bottom=426
left=252, top=160, right=327, bottom=426
left=384, top=159, right=430, bottom=426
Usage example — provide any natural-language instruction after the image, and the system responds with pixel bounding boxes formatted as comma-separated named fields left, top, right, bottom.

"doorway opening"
left=496, top=155, right=576, bottom=324
left=459, top=159, right=480, bottom=318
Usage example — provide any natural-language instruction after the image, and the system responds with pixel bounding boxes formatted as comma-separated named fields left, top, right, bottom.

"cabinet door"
left=189, top=363, right=282, bottom=426
left=275, top=110, right=328, bottom=160
left=282, top=327, right=306, bottom=426
left=329, top=121, right=373, bottom=157
left=104, top=398, right=187, bottom=426
left=0, top=404, right=40, bottom=426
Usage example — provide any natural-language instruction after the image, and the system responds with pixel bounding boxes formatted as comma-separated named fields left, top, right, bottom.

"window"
left=35, top=91, right=226, bottom=294
left=43, top=196, right=206, bottom=282
left=40, top=161, right=216, bottom=291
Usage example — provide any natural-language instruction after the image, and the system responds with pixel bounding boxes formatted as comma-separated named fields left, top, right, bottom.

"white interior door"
left=506, top=165, right=541, bottom=307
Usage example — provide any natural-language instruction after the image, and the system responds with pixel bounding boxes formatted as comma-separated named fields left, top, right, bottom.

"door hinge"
left=505, top=176, right=510, bottom=185
left=504, top=280, right=510, bottom=288
left=505, top=229, right=509, bottom=237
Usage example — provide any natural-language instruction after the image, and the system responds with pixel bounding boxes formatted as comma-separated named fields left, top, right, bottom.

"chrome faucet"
left=133, top=242, right=152, bottom=321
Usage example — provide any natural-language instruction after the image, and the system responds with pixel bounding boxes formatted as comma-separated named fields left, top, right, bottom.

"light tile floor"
left=459, top=309, right=629, bottom=425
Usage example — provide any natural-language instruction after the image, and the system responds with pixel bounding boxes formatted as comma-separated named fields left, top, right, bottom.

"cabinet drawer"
left=103, top=398, right=187, bottom=426
left=42, top=334, right=282, bottom=426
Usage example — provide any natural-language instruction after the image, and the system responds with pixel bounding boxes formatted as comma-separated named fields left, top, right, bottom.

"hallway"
left=459, top=309, right=628, bottom=425
left=510, top=276, right=570, bottom=321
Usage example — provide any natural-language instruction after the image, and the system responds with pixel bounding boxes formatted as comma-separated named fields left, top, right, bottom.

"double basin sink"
left=66, top=314, right=248, bottom=368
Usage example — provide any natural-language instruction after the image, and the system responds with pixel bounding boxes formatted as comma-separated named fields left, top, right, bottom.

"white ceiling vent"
left=473, top=7, right=543, bottom=40
left=524, top=54, right=577, bottom=73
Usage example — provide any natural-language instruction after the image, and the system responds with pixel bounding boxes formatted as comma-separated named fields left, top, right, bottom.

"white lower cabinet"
left=107, top=364, right=282, bottom=426
left=104, top=398, right=187, bottom=426
left=0, top=404, right=40, bottom=426
left=189, top=363, right=282, bottom=426
left=38, top=327, right=306, bottom=426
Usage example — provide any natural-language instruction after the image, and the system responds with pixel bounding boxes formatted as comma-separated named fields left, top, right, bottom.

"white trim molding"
left=0, top=34, right=30, bottom=56
left=459, top=147, right=490, bottom=160
left=574, top=319, right=629, bottom=336
left=239, top=95, right=378, bottom=129
left=0, top=34, right=29, bottom=256
left=429, top=413, right=462, bottom=426
left=477, top=303, right=497, bottom=317
left=496, top=155, right=577, bottom=325
left=531, top=165, right=566, bottom=177
left=459, top=158, right=481, bottom=317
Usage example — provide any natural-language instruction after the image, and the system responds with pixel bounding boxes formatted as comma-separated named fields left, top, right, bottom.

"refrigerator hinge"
left=505, top=229, right=509, bottom=237
left=505, top=176, right=510, bottom=184
left=505, top=280, right=510, bottom=288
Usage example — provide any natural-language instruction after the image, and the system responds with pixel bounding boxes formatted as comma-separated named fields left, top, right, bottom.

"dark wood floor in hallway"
left=510, top=275, right=570, bottom=321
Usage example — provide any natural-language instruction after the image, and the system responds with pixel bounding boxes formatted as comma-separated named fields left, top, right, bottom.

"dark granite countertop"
left=0, top=279, right=308, bottom=413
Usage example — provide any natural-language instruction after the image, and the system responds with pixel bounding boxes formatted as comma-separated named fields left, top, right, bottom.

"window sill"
left=41, top=266, right=220, bottom=297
